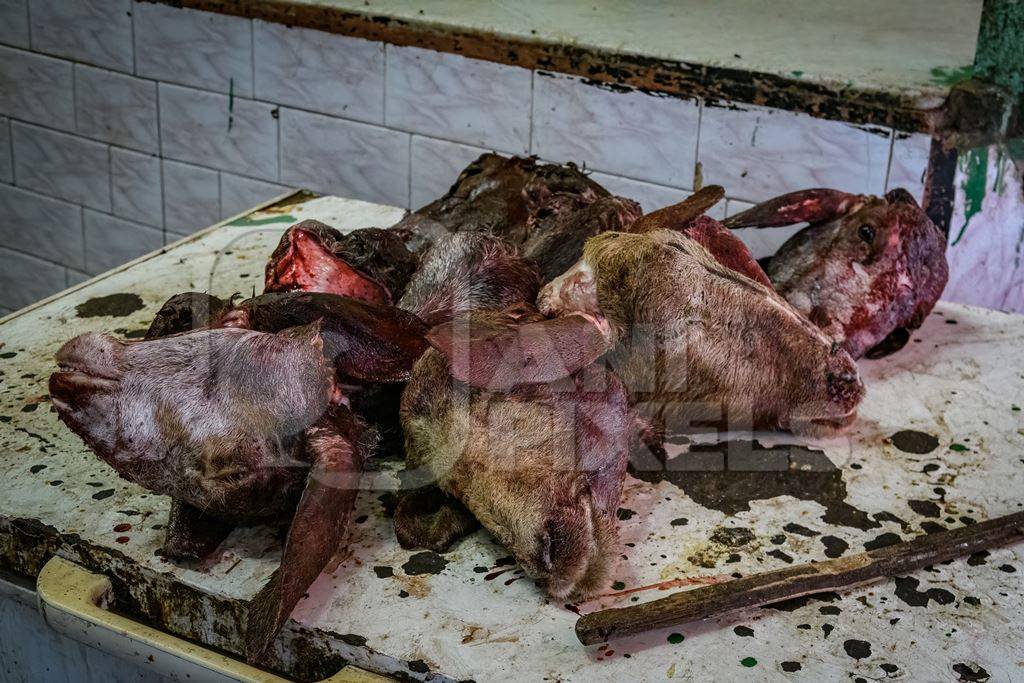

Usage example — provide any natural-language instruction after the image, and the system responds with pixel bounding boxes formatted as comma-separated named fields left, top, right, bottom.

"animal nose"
left=826, top=370, right=863, bottom=404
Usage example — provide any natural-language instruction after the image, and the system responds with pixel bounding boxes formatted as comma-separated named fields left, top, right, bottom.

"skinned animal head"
left=724, top=188, right=949, bottom=358
left=265, top=220, right=417, bottom=303
left=539, top=230, right=864, bottom=434
left=398, top=232, right=540, bottom=326
left=50, top=324, right=335, bottom=519
left=400, top=306, right=629, bottom=599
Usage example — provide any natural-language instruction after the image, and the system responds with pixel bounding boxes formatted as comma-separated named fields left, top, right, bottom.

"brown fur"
left=539, top=230, right=864, bottom=435
left=400, top=330, right=630, bottom=599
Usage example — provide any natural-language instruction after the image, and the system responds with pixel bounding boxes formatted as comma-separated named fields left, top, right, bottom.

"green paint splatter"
left=973, top=1, right=1024, bottom=97
left=230, top=214, right=296, bottom=226
left=667, top=633, right=685, bottom=644
left=949, top=443, right=969, bottom=452
left=791, top=70, right=804, bottom=77
left=611, top=581, right=626, bottom=590
left=930, top=65, right=973, bottom=87
left=951, top=147, right=988, bottom=247
left=740, top=656, right=757, bottom=667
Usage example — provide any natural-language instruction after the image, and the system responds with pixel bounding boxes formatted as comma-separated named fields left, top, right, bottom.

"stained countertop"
left=1, top=191, right=1023, bottom=681
left=157, top=0, right=983, bottom=132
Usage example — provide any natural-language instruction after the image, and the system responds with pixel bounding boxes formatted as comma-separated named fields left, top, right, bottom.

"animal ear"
left=393, top=485, right=481, bottom=552
left=156, top=499, right=235, bottom=560
left=427, top=312, right=612, bottom=391
left=244, top=408, right=365, bottom=661
left=723, top=189, right=859, bottom=228
left=629, top=185, right=725, bottom=233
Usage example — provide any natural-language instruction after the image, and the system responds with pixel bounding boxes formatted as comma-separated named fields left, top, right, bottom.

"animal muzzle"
left=50, top=332, right=125, bottom=407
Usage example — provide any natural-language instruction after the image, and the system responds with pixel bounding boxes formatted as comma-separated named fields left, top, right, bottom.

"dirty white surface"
left=313, top=0, right=980, bottom=103
left=1, top=193, right=1022, bottom=682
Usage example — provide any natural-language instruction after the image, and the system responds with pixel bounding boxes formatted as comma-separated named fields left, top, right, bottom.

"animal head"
left=398, top=232, right=540, bottom=326
left=539, top=230, right=864, bottom=434
left=265, top=220, right=415, bottom=304
left=49, top=324, right=335, bottom=507
left=724, top=188, right=949, bottom=358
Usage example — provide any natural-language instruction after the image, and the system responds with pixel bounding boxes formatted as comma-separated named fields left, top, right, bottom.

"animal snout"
left=54, top=332, right=125, bottom=381
left=826, top=369, right=864, bottom=406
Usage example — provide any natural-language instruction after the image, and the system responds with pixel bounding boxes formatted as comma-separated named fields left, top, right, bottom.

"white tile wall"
left=11, top=121, right=111, bottom=211
left=409, top=135, right=490, bottom=209
left=0, top=0, right=29, bottom=49
left=29, top=0, right=133, bottom=72
left=386, top=45, right=531, bottom=153
left=888, top=132, right=931, bottom=203
left=699, top=102, right=892, bottom=202
left=84, top=208, right=164, bottom=274
left=134, top=2, right=253, bottom=96
left=220, top=172, right=289, bottom=219
left=0, top=117, right=11, bottom=183
left=162, top=159, right=220, bottom=236
left=110, top=147, right=162, bottom=227
left=532, top=73, right=700, bottom=189
left=0, top=246, right=69, bottom=309
left=0, top=47, right=75, bottom=131
left=0, top=184, right=84, bottom=269
left=158, top=83, right=278, bottom=181
left=1, top=2, right=939, bottom=312
left=254, top=21, right=385, bottom=124
left=75, top=65, right=159, bottom=153
left=587, top=171, right=694, bottom=215
left=280, top=107, right=410, bottom=207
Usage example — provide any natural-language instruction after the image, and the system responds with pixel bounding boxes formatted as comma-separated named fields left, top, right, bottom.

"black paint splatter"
left=783, top=522, right=819, bottom=537
left=821, top=623, right=834, bottom=638
left=29, top=464, right=47, bottom=474
left=670, top=517, right=688, bottom=526
left=710, top=526, right=755, bottom=547
left=75, top=293, right=144, bottom=318
left=998, top=564, right=1016, bottom=573
left=967, top=550, right=989, bottom=566
left=873, top=511, right=911, bottom=530
left=631, top=440, right=879, bottom=530
left=819, top=605, right=841, bottom=615
left=890, top=430, right=939, bottom=454
left=864, top=532, right=902, bottom=550
left=733, top=625, right=754, bottom=637
left=821, top=535, right=849, bottom=558
left=767, top=549, right=793, bottom=563
left=952, top=663, right=991, bottom=681
left=340, top=633, right=367, bottom=647
left=92, top=488, right=115, bottom=500
left=372, top=566, right=394, bottom=579
left=616, top=508, right=636, bottom=521
left=908, top=499, right=941, bottom=518
left=843, top=639, right=872, bottom=659
left=407, top=660, right=430, bottom=674
left=880, top=663, right=899, bottom=675
left=780, top=661, right=802, bottom=672
left=402, top=551, right=449, bottom=575
left=893, top=576, right=955, bottom=607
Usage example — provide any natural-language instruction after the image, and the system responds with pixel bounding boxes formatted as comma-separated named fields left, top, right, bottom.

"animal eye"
left=858, top=225, right=876, bottom=243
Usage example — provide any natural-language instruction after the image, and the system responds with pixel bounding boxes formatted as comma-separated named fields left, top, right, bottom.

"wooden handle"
left=576, top=510, right=1024, bottom=645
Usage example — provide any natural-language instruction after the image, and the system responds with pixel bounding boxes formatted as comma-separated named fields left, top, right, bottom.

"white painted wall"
left=2, top=0, right=997, bottom=318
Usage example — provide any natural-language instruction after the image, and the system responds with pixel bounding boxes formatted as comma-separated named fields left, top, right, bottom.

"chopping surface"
left=1, top=192, right=1022, bottom=681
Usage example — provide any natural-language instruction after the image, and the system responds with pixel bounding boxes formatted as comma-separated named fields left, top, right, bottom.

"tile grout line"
left=130, top=0, right=137, bottom=75
left=382, top=43, right=388, bottom=124
left=7, top=118, right=16, bottom=186
left=882, top=128, right=896, bottom=193
left=527, top=70, right=536, bottom=155
left=693, top=98, right=704, bottom=189
left=249, top=18, right=256, bottom=102
left=24, top=0, right=32, bottom=48
left=156, top=80, right=167, bottom=241
left=406, top=133, right=412, bottom=209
